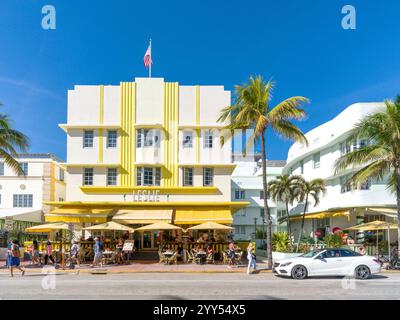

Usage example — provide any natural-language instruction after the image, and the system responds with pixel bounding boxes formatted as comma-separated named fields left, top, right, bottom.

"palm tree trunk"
left=261, top=132, right=272, bottom=268
left=296, top=193, right=309, bottom=252
left=396, top=167, right=400, bottom=257
left=285, top=201, right=292, bottom=246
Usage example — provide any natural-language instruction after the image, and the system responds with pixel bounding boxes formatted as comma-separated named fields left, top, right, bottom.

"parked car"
left=273, top=248, right=381, bottom=280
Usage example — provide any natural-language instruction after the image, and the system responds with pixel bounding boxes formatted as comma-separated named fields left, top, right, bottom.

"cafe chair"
left=222, top=251, right=231, bottom=265
left=185, top=250, right=194, bottom=264
left=168, top=252, right=179, bottom=265
left=206, top=252, right=215, bottom=264
left=158, top=250, right=167, bottom=264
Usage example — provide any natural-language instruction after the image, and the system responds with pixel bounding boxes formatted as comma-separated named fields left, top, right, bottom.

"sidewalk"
left=0, top=260, right=271, bottom=274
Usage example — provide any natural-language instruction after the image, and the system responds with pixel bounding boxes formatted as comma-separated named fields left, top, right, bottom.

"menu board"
left=122, top=240, right=135, bottom=252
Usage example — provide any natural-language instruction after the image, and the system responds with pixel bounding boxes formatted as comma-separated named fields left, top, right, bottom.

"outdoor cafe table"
left=102, top=251, right=114, bottom=264
left=163, top=250, right=174, bottom=265
left=195, top=251, right=207, bottom=264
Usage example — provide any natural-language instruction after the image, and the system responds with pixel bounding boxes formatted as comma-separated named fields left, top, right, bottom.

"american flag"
left=143, top=42, right=152, bottom=68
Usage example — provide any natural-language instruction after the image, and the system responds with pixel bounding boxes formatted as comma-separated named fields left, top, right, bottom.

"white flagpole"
left=149, top=38, right=152, bottom=78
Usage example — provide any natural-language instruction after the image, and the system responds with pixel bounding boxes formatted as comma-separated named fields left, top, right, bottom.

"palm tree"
left=0, top=103, right=30, bottom=174
left=268, top=174, right=302, bottom=245
left=334, top=96, right=400, bottom=256
left=218, top=75, right=309, bottom=268
left=295, top=177, right=326, bottom=252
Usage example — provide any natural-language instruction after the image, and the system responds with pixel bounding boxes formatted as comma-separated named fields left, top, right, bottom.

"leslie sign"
left=132, top=190, right=161, bottom=202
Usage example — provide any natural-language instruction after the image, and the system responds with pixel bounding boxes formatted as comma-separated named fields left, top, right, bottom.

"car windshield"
left=300, top=250, right=321, bottom=258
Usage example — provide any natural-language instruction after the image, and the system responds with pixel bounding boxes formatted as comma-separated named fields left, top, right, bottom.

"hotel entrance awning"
left=174, top=209, right=233, bottom=225
left=112, top=209, right=173, bottom=224
left=44, top=208, right=114, bottom=224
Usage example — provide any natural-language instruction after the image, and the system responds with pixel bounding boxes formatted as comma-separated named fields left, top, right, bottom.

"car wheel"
left=291, top=265, right=308, bottom=280
left=354, top=265, right=371, bottom=280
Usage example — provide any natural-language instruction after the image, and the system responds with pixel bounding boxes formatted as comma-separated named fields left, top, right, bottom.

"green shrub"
left=272, top=232, right=291, bottom=252
left=323, top=233, right=343, bottom=248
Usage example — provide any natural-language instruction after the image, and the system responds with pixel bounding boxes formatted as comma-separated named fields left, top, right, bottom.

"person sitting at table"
left=197, top=234, right=205, bottom=243
left=116, top=238, right=124, bottom=264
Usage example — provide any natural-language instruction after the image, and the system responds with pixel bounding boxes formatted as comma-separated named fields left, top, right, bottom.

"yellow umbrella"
left=25, top=222, right=76, bottom=233
left=346, top=220, right=398, bottom=260
left=83, top=221, right=135, bottom=233
left=346, top=220, right=398, bottom=231
left=187, top=221, right=234, bottom=230
left=135, top=222, right=183, bottom=231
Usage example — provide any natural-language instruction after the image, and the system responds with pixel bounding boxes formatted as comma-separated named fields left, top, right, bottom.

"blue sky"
left=1, top=0, right=400, bottom=161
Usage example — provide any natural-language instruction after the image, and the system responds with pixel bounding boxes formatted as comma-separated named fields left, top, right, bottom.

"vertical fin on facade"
left=99, top=85, right=104, bottom=163
left=163, top=82, right=179, bottom=187
left=120, top=82, right=136, bottom=186
left=196, top=85, right=200, bottom=163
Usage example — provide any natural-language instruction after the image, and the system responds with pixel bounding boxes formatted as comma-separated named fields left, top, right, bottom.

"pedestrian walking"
left=246, top=242, right=257, bottom=274
left=44, top=240, right=55, bottom=265
left=91, top=237, right=103, bottom=268
left=70, top=241, right=80, bottom=267
left=31, top=240, right=41, bottom=266
left=5, top=239, right=12, bottom=269
left=9, top=240, right=25, bottom=277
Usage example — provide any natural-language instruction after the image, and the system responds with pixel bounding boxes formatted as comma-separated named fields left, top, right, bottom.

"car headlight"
left=280, top=262, right=292, bottom=267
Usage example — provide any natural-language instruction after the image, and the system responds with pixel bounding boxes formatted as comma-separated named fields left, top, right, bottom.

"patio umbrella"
left=346, top=220, right=398, bottom=260
left=25, top=222, right=77, bottom=233
left=135, top=222, right=183, bottom=231
left=186, top=221, right=234, bottom=231
left=83, top=221, right=135, bottom=233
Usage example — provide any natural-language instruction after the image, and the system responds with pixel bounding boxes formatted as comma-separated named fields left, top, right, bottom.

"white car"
left=273, top=248, right=381, bottom=280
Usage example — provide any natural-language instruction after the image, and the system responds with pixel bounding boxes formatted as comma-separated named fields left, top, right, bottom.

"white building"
left=283, top=103, right=397, bottom=241
left=231, top=160, right=286, bottom=241
left=0, top=154, right=66, bottom=235
left=47, top=77, right=248, bottom=250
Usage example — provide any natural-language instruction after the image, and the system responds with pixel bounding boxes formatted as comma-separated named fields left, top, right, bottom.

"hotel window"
left=234, top=190, right=245, bottom=200
left=260, top=190, right=270, bottom=200
left=203, top=167, right=214, bottom=186
left=204, top=131, right=213, bottom=148
left=13, top=194, right=33, bottom=208
left=0, top=162, right=4, bottom=176
left=59, top=168, right=64, bottom=181
left=143, top=129, right=154, bottom=147
left=137, top=130, right=142, bottom=148
left=136, top=167, right=161, bottom=186
left=83, top=130, right=94, bottom=148
left=107, top=168, right=117, bottom=186
left=107, top=130, right=117, bottom=148
left=19, top=162, right=28, bottom=176
left=340, top=175, right=352, bottom=193
left=360, top=178, right=371, bottom=190
left=313, top=152, right=320, bottom=169
left=182, top=131, right=193, bottom=149
left=83, top=168, right=94, bottom=186
left=183, top=167, right=193, bottom=186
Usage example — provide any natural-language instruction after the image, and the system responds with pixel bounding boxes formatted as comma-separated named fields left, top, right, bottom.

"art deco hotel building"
left=45, top=77, right=248, bottom=249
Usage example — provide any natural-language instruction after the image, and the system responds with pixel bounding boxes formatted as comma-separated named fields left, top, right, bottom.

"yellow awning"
left=112, top=209, right=173, bottom=224
left=290, top=211, right=350, bottom=221
left=45, top=214, right=109, bottom=224
left=174, top=209, right=233, bottom=225
left=50, top=208, right=114, bottom=215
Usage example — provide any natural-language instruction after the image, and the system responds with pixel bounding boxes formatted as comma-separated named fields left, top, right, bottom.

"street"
left=1, top=272, right=400, bottom=300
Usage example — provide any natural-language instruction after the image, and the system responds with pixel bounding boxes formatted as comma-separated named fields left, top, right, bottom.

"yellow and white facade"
left=46, top=78, right=248, bottom=236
